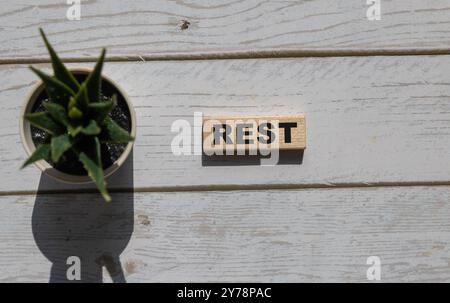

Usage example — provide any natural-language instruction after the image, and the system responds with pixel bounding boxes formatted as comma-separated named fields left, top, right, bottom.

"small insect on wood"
left=202, top=116, right=306, bottom=155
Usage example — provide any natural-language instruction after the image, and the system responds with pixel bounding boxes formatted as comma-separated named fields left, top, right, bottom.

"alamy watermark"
left=366, top=256, right=381, bottom=281
left=66, top=256, right=81, bottom=281
left=366, top=0, right=381, bottom=21
left=66, top=0, right=81, bottom=21
left=170, top=112, right=281, bottom=165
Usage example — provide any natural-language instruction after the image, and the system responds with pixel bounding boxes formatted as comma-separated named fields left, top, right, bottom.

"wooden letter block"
left=203, top=116, right=306, bottom=155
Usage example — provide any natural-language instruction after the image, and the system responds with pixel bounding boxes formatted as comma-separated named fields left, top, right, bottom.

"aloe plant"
left=21, top=29, right=134, bottom=202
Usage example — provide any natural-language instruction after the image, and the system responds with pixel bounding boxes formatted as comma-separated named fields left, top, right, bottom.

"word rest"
left=202, top=116, right=306, bottom=155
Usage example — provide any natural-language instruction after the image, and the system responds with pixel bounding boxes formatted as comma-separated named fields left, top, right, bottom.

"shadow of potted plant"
left=18, top=29, right=137, bottom=283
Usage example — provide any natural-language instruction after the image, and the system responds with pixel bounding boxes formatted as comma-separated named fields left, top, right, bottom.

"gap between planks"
left=2, top=48, right=450, bottom=65
left=1, top=181, right=450, bottom=197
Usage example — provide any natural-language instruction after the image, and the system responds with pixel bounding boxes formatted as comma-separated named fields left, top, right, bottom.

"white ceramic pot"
left=20, top=68, right=136, bottom=184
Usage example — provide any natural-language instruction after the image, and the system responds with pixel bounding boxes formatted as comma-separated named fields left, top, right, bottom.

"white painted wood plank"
left=2, top=56, right=450, bottom=192
left=1, top=0, right=450, bottom=60
left=1, top=186, right=449, bottom=282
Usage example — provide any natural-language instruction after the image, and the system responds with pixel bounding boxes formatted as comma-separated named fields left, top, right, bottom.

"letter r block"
left=202, top=118, right=236, bottom=155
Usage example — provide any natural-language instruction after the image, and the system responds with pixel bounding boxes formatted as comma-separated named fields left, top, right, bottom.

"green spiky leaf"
left=101, top=116, right=134, bottom=143
left=68, top=106, right=83, bottom=119
left=67, top=94, right=85, bottom=119
left=69, top=83, right=89, bottom=113
left=84, top=48, right=106, bottom=103
left=80, top=120, right=101, bottom=135
left=68, top=120, right=100, bottom=136
left=30, top=67, right=75, bottom=107
left=88, top=95, right=117, bottom=124
left=24, top=112, right=63, bottom=135
left=43, top=102, right=69, bottom=126
left=39, top=28, right=80, bottom=91
left=78, top=138, right=111, bottom=202
left=68, top=96, right=77, bottom=111
left=68, top=125, right=83, bottom=137
left=51, top=134, right=72, bottom=162
left=21, top=144, right=51, bottom=168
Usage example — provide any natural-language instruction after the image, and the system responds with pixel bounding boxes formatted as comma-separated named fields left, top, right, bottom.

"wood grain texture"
left=1, top=56, right=450, bottom=192
left=0, top=186, right=449, bottom=282
left=1, top=0, right=450, bottom=60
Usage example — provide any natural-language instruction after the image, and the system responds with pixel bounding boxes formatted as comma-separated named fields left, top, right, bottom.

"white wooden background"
left=1, top=0, right=450, bottom=282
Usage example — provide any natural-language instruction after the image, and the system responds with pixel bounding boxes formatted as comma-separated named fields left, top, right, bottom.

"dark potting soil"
left=30, top=74, right=132, bottom=176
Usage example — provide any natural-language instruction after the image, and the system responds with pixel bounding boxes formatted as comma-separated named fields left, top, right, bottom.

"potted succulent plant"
left=20, top=29, right=136, bottom=202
